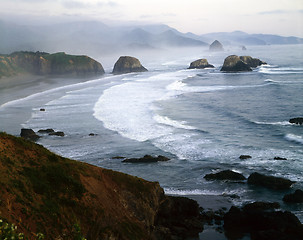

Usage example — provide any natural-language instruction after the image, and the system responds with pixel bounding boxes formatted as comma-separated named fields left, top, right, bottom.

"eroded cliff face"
left=0, top=51, right=105, bottom=78
left=0, top=132, right=203, bottom=240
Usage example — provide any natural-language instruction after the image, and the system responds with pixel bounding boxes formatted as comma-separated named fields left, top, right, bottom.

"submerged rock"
left=188, top=59, right=214, bottom=69
left=224, top=202, right=303, bottom=240
left=289, top=117, right=303, bottom=125
left=112, top=56, right=147, bottom=74
left=20, top=128, right=40, bottom=141
left=283, top=189, right=303, bottom=203
left=239, top=56, right=267, bottom=68
left=49, top=131, right=65, bottom=137
left=209, top=40, right=224, bottom=51
left=239, top=155, right=252, bottom=160
left=220, top=55, right=252, bottom=72
left=274, top=156, right=287, bottom=160
left=204, top=170, right=246, bottom=181
left=247, top=172, right=295, bottom=190
left=122, top=155, right=170, bottom=163
left=38, top=129, right=55, bottom=134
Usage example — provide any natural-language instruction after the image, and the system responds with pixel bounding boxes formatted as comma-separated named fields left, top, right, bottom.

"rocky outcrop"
left=38, top=129, right=55, bottom=134
left=247, top=172, right=295, bottom=190
left=289, top=117, right=303, bottom=125
left=204, top=170, right=246, bottom=181
left=239, top=56, right=267, bottom=68
left=283, top=189, right=303, bottom=203
left=0, top=51, right=105, bottom=78
left=122, top=155, right=170, bottom=163
left=112, top=56, right=147, bottom=74
left=49, top=131, right=65, bottom=137
left=209, top=40, right=224, bottom=51
left=220, top=55, right=252, bottom=72
left=20, top=128, right=40, bottom=141
left=239, top=155, right=252, bottom=160
left=0, top=132, right=204, bottom=239
left=224, top=202, right=303, bottom=240
left=188, top=59, right=214, bottom=69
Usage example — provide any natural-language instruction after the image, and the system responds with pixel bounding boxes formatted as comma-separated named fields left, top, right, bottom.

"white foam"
left=153, top=115, right=196, bottom=130
left=164, top=188, right=221, bottom=196
left=285, top=134, right=303, bottom=144
left=254, top=121, right=292, bottom=126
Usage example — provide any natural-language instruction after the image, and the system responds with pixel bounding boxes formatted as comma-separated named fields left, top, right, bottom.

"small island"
left=112, top=56, right=148, bottom=74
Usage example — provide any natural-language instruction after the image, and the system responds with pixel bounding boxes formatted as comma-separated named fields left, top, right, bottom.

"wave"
left=153, top=115, right=196, bottom=130
left=254, top=121, right=292, bottom=126
left=285, top=134, right=303, bottom=144
left=259, top=66, right=303, bottom=75
left=164, top=188, right=222, bottom=196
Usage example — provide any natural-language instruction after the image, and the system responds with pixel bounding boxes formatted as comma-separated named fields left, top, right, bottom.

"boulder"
left=155, top=196, right=204, bottom=239
left=38, top=129, right=55, bottom=134
left=247, top=172, right=294, bottom=190
left=112, top=56, right=147, bottom=74
left=283, top=189, right=303, bottom=203
left=274, top=156, right=287, bottom=160
left=220, top=55, right=252, bottom=72
left=209, top=40, right=224, bottom=51
left=49, top=131, right=65, bottom=137
left=20, top=128, right=40, bottom=141
left=239, top=56, right=267, bottom=68
left=224, top=202, right=303, bottom=240
left=188, top=59, right=214, bottom=69
left=239, top=155, right=252, bottom=160
left=204, top=170, right=246, bottom=181
left=122, top=155, right=170, bottom=163
left=289, top=117, right=303, bottom=125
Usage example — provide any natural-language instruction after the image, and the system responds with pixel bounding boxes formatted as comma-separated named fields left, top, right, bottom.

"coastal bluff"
left=0, top=132, right=203, bottom=239
left=0, top=51, right=105, bottom=78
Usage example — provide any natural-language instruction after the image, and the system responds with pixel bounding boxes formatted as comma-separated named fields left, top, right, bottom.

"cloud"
left=61, top=0, right=118, bottom=9
left=259, top=9, right=303, bottom=15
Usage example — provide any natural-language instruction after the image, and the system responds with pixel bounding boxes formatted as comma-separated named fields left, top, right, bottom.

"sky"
left=1, top=0, right=303, bottom=37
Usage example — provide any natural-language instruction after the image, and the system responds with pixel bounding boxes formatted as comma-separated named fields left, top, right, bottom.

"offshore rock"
left=283, top=189, right=303, bottom=203
left=224, top=202, right=303, bottom=240
left=122, top=155, right=170, bottom=163
left=20, top=128, right=40, bottom=141
left=38, top=129, right=55, bottom=134
left=209, top=40, right=224, bottom=51
left=221, top=55, right=252, bottom=72
left=239, top=155, right=252, bottom=160
left=49, top=131, right=65, bottom=137
left=188, top=59, right=214, bottom=69
left=247, top=172, right=295, bottom=190
left=204, top=170, right=246, bottom=181
left=239, top=56, right=267, bottom=68
left=112, top=56, right=147, bottom=74
left=289, top=117, right=303, bottom=125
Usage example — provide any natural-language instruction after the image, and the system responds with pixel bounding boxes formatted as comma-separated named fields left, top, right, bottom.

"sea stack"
left=221, top=55, right=252, bottom=72
left=188, top=59, right=214, bottom=69
left=209, top=40, right=224, bottom=51
left=112, top=56, right=148, bottom=74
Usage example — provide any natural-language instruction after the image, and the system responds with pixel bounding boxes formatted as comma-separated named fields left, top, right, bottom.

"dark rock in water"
left=89, top=133, right=97, bottom=136
left=224, top=202, right=303, bottom=240
left=155, top=196, right=204, bottom=239
left=239, top=155, right=252, bottom=160
left=239, top=56, right=267, bottom=68
left=38, top=129, right=55, bottom=134
left=220, top=55, right=252, bottom=72
left=188, top=59, right=214, bottom=69
left=209, top=40, right=224, bottom=51
left=40, top=108, right=45, bottom=111
left=247, top=172, right=294, bottom=190
left=20, top=128, right=40, bottom=141
left=111, top=156, right=125, bottom=159
left=112, top=56, right=147, bottom=74
left=283, top=189, right=303, bottom=203
left=274, top=156, right=287, bottom=160
left=49, top=131, right=65, bottom=137
left=204, top=170, right=246, bottom=181
left=289, top=117, right=303, bottom=125
left=122, top=155, right=170, bottom=163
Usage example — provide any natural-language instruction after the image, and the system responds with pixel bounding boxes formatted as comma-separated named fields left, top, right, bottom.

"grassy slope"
left=0, top=132, right=163, bottom=240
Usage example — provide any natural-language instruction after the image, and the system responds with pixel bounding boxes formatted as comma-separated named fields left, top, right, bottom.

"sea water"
left=1, top=45, right=303, bottom=224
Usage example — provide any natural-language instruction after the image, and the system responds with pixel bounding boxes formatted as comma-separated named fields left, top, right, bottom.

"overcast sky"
left=1, top=0, right=303, bottom=37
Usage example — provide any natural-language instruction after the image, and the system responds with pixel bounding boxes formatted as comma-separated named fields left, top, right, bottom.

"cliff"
left=0, top=51, right=105, bottom=78
left=0, top=132, right=203, bottom=240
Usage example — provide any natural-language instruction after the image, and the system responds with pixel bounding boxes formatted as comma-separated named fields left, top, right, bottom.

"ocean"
left=1, top=44, right=303, bottom=226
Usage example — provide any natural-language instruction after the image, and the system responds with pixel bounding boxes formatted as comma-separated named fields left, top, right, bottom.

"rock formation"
left=289, top=117, right=303, bottom=125
left=20, top=128, right=40, bottom=141
left=209, top=40, right=224, bottom=51
left=112, top=56, right=147, bottom=74
left=239, top=56, right=267, bottom=68
left=188, top=59, right=214, bottom=69
left=0, top=132, right=203, bottom=239
left=0, top=51, right=105, bottom=78
left=204, top=170, right=246, bottom=181
left=247, top=172, right=295, bottom=190
left=122, top=155, right=170, bottom=163
left=283, top=189, right=303, bottom=203
left=220, top=55, right=252, bottom=72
